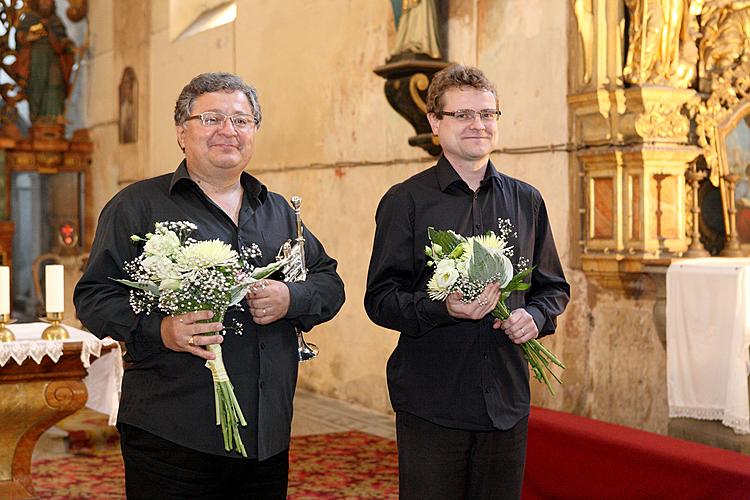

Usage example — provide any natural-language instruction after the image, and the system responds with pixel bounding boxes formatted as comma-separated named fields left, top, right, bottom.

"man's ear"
left=427, top=113, right=440, bottom=136
left=176, top=124, right=186, bottom=151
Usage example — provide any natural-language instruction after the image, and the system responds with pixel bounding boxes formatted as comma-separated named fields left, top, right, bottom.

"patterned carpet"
left=31, top=411, right=398, bottom=499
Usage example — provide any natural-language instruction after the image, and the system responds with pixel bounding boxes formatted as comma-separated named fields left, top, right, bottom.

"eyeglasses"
left=437, top=109, right=502, bottom=122
left=185, top=112, right=256, bottom=130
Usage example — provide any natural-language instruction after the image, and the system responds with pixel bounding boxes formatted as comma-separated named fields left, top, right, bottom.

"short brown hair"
left=426, top=65, right=498, bottom=114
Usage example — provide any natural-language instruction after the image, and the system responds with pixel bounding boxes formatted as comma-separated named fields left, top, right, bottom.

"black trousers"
left=396, top=412, right=528, bottom=500
left=119, top=423, right=288, bottom=500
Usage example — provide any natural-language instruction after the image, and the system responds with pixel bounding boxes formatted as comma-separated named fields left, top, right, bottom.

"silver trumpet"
left=277, top=196, right=319, bottom=361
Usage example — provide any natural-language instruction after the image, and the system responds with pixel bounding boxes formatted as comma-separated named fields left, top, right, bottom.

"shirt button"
left=260, top=342, right=265, bottom=350
left=485, top=387, right=491, bottom=393
left=483, top=353, right=488, bottom=360
left=475, top=224, right=481, bottom=229
left=259, top=381, right=264, bottom=389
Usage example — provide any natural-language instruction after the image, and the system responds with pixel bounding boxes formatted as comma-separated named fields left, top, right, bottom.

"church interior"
left=2, top=0, right=750, bottom=497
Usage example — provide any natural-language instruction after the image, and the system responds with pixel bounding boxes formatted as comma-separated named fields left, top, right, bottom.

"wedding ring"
left=262, top=308, right=267, bottom=316
left=261, top=280, right=267, bottom=290
left=188, top=335, right=195, bottom=346
left=521, top=328, right=526, bottom=334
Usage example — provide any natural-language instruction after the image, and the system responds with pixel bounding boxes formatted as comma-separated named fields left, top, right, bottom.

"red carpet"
left=32, top=430, right=398, bottom=499
left=33, top=407, right=750, bottom=499
left=524, top=406, right=750, bottom=499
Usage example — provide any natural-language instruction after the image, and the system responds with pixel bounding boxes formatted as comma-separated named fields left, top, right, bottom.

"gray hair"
left=174, top=72, right=262, bottom=128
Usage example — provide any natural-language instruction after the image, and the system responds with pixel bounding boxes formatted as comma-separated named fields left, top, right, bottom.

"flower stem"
left=490, top=300, right=564, bottom=395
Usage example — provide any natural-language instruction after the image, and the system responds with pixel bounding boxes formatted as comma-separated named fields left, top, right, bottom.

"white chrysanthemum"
left=144, top=230, right=181, bottom=257
left=460, top=234, right=508, bottom=260
left=178, top=240, right=237, bottom=268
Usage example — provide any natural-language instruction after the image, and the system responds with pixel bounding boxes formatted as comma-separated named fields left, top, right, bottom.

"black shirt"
left=74, top=161, right=345, bottom=459
left=364, top=155, right=569, bottom=431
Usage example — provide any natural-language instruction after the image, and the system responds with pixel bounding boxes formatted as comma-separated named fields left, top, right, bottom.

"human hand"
left=446, top=282, right=501, bottom=320
left=246, top=279, right=290, bottom=325
left=493, top=308, right=538, bottom=344
left=160, top=310, right=224, bottom=360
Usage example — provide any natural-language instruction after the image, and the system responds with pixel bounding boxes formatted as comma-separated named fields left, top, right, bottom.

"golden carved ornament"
left=409, top=73, right=429, bottom=114
left=688, top=58, right=750, bottom=186
left=698, top=1, right=750, bottom=93
left=623, top=0, right=702, bottom=88
left=635, top=103, right=691, bottom=138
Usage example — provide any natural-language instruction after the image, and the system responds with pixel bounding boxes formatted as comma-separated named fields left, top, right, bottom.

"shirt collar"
left=435, top=154, right=502, bottom=192
left=169, top=159, right=268, bottom=206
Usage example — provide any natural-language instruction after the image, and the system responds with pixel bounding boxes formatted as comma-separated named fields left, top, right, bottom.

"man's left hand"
left=493, top=308, right=538, bottom=344
left=246, top=279, right=290, bottom=325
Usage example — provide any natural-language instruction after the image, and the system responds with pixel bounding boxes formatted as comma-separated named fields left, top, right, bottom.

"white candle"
left=0, top=266, right=9, bottom=315
left=45, top=264, right=65, bottom=314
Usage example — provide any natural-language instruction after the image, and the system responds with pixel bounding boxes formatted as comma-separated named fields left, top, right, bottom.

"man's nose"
left=218, top=118, right=238, bottom=134
left=468, top=114, right=486, bottom=129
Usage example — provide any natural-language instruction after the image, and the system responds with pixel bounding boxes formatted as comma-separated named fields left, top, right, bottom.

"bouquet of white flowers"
left=113, top=221, right=285, bottom=456
left=425, top=221, right=565, bottom=394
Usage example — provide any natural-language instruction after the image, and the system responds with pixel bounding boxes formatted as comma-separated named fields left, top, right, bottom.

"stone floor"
left=33, top=389, right=396, bottom=460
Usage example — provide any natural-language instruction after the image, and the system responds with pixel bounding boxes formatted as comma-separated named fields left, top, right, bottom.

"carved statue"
left=12, top=0, right=74, bottom=122
left=623, top=0, right=701, bottom=88
left=699, top=1, right=750, bottom=92
left=391, top=0, right=441, bottom=59
left=572, top=0, right=594, bottom=84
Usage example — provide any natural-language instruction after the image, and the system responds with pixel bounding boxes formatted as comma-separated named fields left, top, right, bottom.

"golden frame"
left=715, top=99, right=750, bottom=248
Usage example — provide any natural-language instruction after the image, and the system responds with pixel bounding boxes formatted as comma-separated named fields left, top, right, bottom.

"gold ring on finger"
left=188, top=335, right=195, bottom=346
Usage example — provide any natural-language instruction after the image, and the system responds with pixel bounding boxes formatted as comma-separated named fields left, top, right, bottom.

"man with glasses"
left=365, top=65, right=569, bottom=499
left=75, top=72, right=345, bottom=498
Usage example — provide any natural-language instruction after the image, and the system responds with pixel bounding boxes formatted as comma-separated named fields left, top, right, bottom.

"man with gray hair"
left=75, top=72, right=345, bottom=498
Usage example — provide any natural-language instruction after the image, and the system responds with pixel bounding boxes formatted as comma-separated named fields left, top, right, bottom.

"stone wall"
left=83, top=0, right=672, bottom=435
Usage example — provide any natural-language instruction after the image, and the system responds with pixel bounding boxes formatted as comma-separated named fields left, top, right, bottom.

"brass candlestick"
left=721, top=173, right=744, bottom=257
left=684, top=167, right=709, bottom=258
left=0, top=313, right=14, bottom=342
left=42, top=311, right=69, bottom=340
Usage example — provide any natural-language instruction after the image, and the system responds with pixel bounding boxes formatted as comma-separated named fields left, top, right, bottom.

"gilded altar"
left=569, top=0, right=750, bottom=286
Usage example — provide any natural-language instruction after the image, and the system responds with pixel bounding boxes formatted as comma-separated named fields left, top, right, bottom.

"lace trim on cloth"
left=0, top=334, right=116, bottom=367
left=0, top=323, right=123, bottom=425
left=669, top=405, right=750, bottom=435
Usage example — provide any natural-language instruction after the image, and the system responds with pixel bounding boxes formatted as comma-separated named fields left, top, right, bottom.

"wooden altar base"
left=0, top=343, right=89, bottom=499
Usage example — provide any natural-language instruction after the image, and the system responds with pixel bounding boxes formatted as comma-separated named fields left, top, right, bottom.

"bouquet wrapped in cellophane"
left=425, top=221, right=566, bottom=394
left=113, top=221, right=286, bottom=456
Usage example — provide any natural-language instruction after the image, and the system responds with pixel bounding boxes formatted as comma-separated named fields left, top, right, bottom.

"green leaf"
left=428, top=227, right=464, bottom=256
left=250, top=260, right=284, bottom=279
left=227, top=284, right=250, bottom=307
left=110, top=277, right=160, bottom=296
left=467, top=239, right=503, bottom=283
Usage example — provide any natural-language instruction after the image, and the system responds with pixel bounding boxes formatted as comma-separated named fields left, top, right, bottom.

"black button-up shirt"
left=364, top=155, right=569, bottom=431
left=74, top=161, right=345, bottom=459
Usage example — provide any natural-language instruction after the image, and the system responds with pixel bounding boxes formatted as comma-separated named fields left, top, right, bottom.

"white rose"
left=434, top=260, right=459, bottom=290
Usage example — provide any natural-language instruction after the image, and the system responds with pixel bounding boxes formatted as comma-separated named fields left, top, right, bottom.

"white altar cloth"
left=0, top=323, right=122, bottom=425
left=667, top=258, right=750, bottom=434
